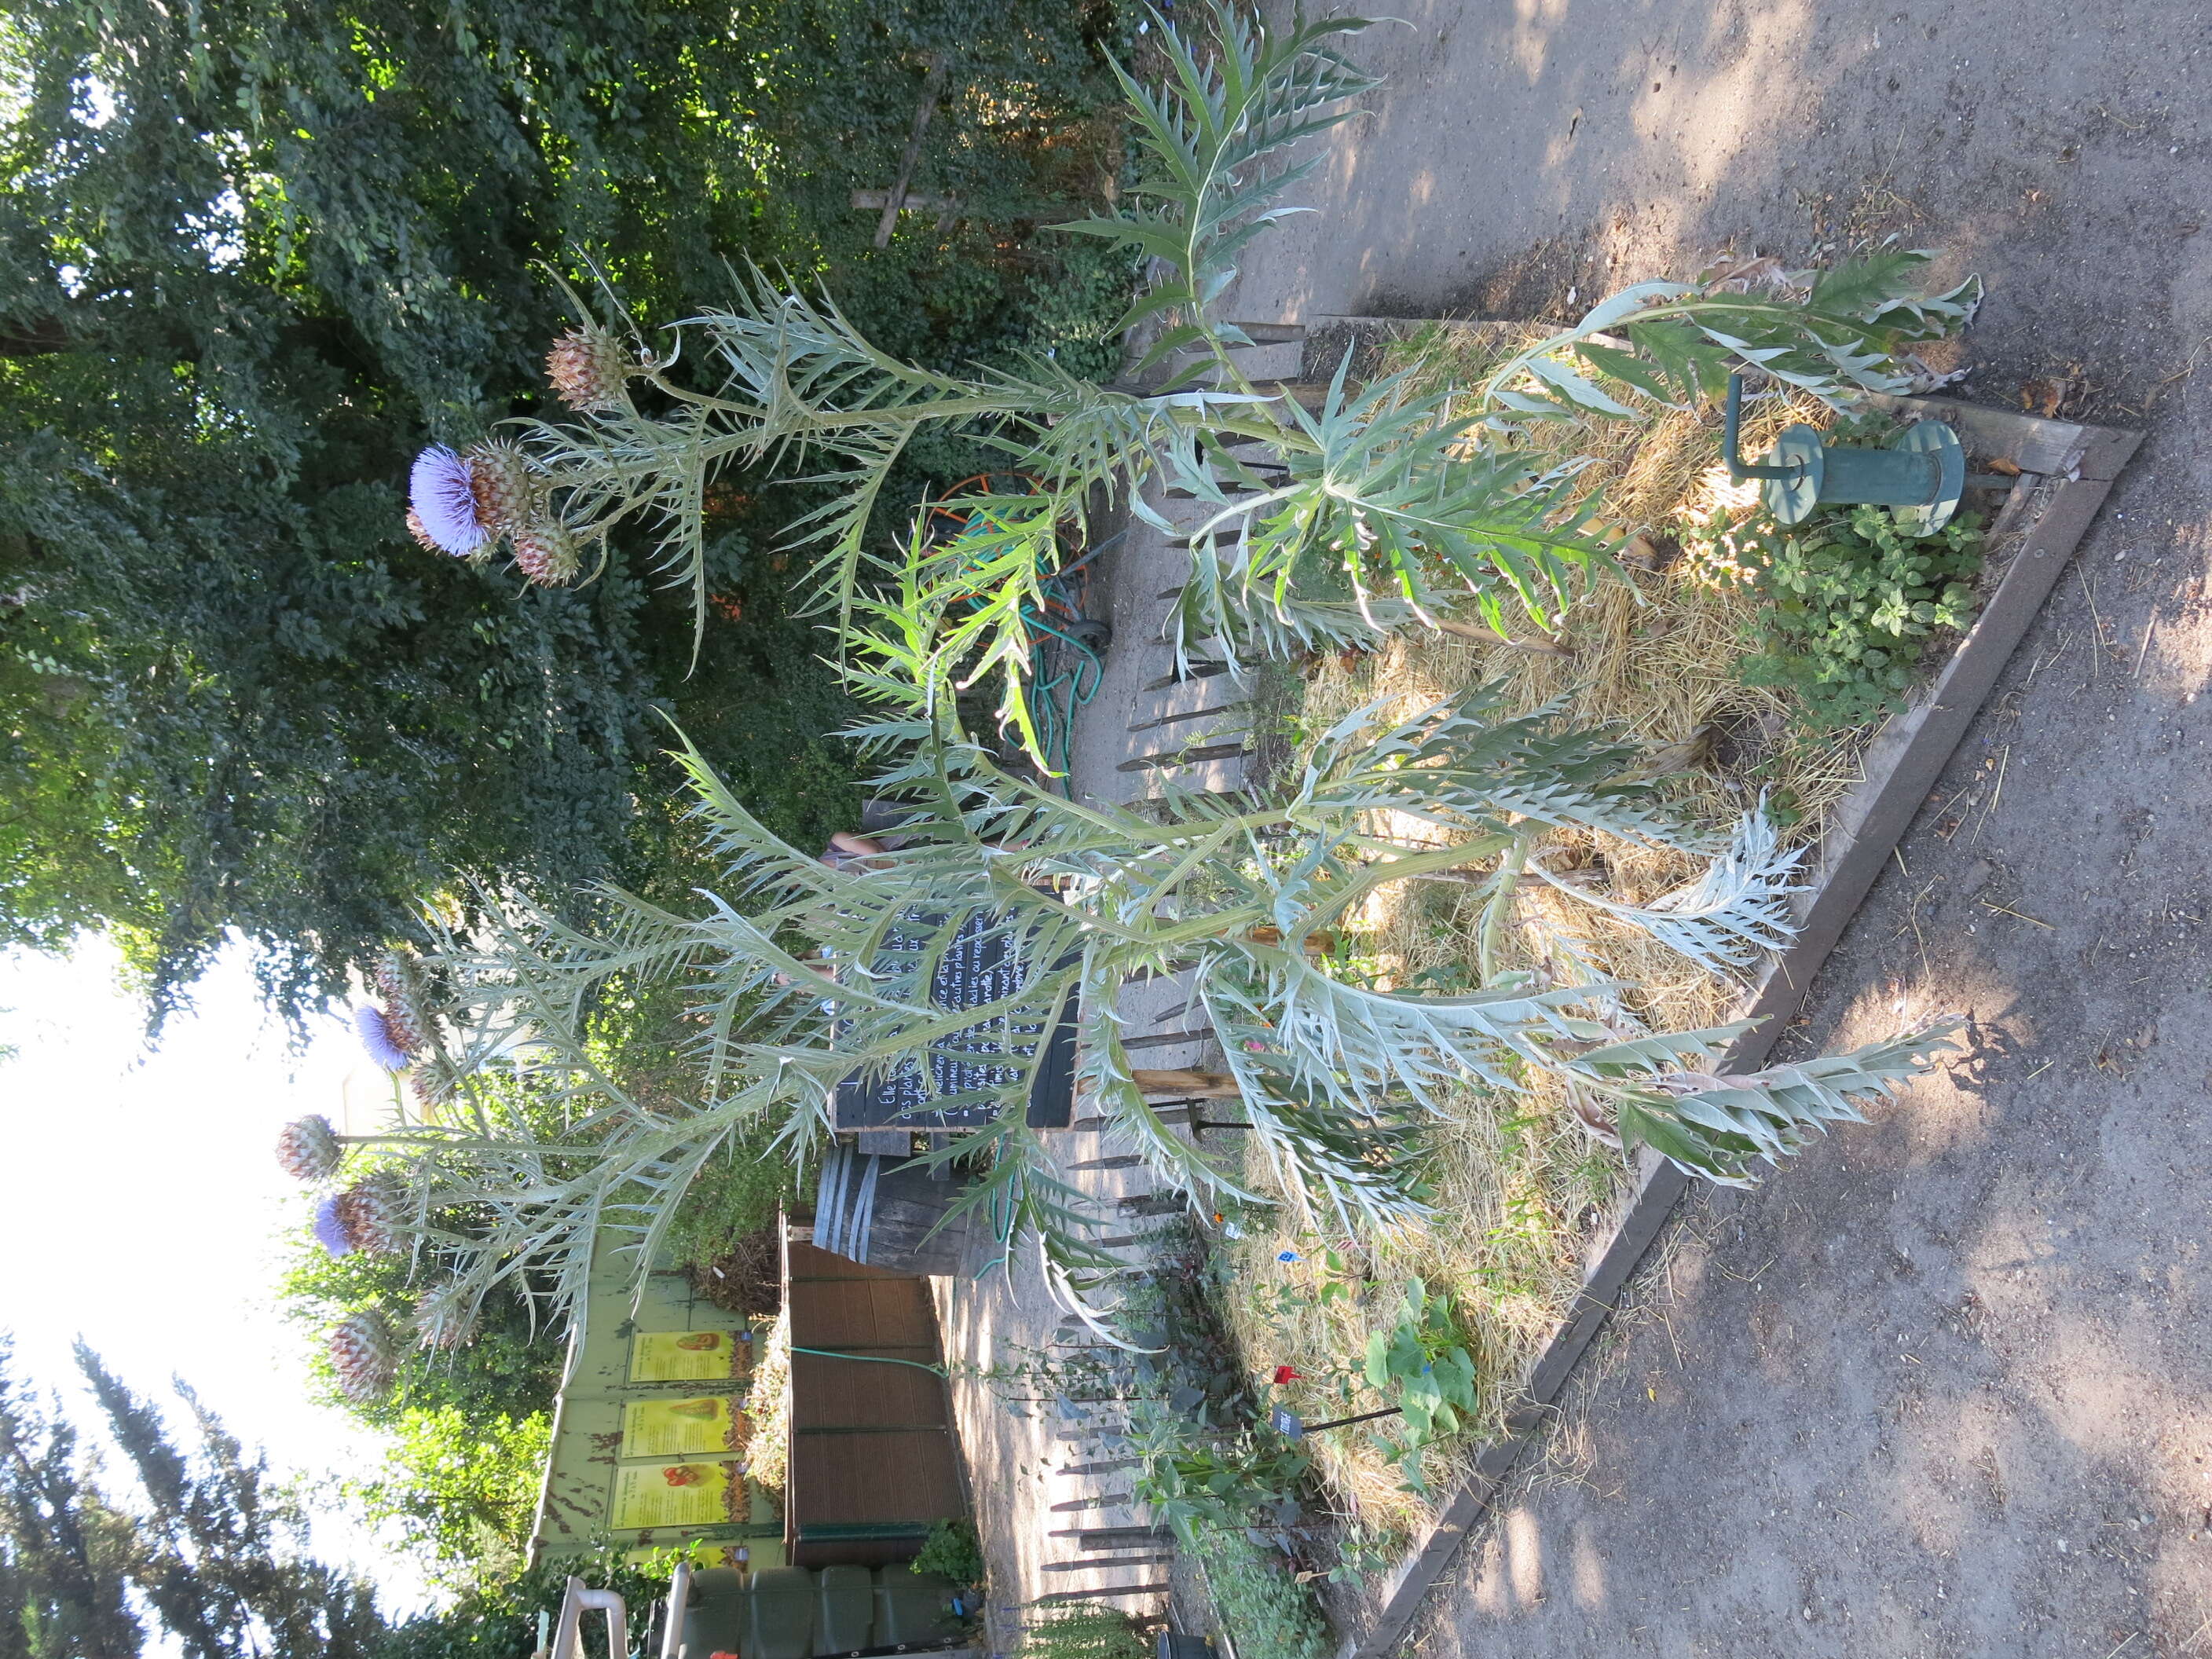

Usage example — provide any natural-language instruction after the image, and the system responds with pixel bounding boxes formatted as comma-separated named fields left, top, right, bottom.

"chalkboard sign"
left=832, top=910, right=1078, bottom=1132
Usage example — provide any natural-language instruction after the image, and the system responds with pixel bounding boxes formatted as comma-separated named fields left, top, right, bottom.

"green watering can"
left=1723, top=372, right=1967, bottom=534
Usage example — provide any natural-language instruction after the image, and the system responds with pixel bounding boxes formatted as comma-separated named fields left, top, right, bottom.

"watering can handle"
left=1723, top=372, right=1802, bottom=482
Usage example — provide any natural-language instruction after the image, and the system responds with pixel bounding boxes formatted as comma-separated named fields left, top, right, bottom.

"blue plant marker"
left=1270, top=1406, right=1306, bottom=1438
left=1277, top=1250, right=1299, bottom=1262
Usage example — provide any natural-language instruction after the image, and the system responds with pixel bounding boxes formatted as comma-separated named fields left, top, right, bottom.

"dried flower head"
left=413, top=1284, right=481, bottom=1352
left=406, top=1058, right=456, bottom=1115
left=461, top=439, right=538, bottom=536
left=276, top=1115, right=345, bottom=1182
left=328, top=1310, right=401, bottom=1401
left=332, top=1175, right=402, bottom=1255
left=355, top=1005, right=412, bottom=1072
left=546, top=328, right=639, bottom=412
left=375, top=951, right=432, bottom=1056
left=408, top=446, right=489, bottom=556
left=509, top=525, right=580, bottom=586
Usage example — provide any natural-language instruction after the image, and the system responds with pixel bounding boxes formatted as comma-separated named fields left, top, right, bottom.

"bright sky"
left=0, top=939, right=439, bottom=1619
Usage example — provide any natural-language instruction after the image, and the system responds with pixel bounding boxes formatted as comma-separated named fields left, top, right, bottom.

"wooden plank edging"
left=1340, top=400, right=2142, bottom=1659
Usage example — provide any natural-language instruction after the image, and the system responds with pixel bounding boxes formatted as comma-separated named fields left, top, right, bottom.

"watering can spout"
left=1721, top=373, right=1803, bottom=483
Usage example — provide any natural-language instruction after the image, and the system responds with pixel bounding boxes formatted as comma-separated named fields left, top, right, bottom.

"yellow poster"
left=621, top=1396, right=749, bottom=1459
left=628, top=1328, right=747, bottom=1382
left=608, top=1459, right=747, bottom=1530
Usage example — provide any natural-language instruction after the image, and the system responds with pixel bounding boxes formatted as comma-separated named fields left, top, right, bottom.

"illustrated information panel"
left=608, top=1459, right=748, bottom=1529
left=620, top=1396, right=749, bottom=1459
left=628, top=1328, right=750, bottom=1383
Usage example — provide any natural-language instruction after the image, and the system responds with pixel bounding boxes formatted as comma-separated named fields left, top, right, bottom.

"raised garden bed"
left=1287, top=352, right=2144, bottom=1659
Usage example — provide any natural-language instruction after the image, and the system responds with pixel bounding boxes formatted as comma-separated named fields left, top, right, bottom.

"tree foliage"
left=338, top=1408, right=551, bottom=1598
left=367, top=1551, right=664, bottom=1659
left=0, top=1339, right=141, bottom=1659
left=0, top=1339, right=383, bottom=1659
left=72, top=1349, right=386, bottom=1659
left=0, top=0, right=1138, bottom=1024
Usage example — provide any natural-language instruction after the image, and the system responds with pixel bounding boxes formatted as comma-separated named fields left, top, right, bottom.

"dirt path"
left=1221, top=2, right=2212, bottom=1654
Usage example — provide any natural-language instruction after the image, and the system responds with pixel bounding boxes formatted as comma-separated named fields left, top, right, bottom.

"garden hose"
left=788, top=1343, right=946, bottom=1377
left=1024, top=606, right=1105, bottom=789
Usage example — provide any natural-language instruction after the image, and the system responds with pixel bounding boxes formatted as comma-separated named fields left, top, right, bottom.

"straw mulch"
left=1215, top=324, right=1873, bottom=1544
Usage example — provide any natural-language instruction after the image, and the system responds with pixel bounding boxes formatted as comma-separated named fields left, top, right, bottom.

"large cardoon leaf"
left=1051, top=2, right=1380, bottom=386
left=1600, top=1024, right=1959, bottom=1185
left=1479, top=250, right=1983, bottom=426
left=1528, top=808, right=1807, bottom=979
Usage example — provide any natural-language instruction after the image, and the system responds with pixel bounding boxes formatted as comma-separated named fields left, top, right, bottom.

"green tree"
left=73, top=1348, right=383, bottom=1659
left=368, top=1552, right=664, bottom=1659
left=0, top=0, right=1134, bottom=1025
left=0, top=1340, right=381, bottom=1659
left=0, top=1339, right=142, bottom=1659
left=339, top=1408, right=551, bottom=1597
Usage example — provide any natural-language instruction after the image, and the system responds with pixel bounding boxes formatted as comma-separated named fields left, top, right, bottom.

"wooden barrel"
left=811, top=1144, right=971, bottom=1276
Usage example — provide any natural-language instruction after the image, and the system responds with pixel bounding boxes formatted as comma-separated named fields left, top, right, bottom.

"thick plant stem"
left=1478, top=844, right=1528, bottom=983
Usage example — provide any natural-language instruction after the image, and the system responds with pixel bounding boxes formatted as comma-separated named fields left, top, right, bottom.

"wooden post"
left=1128, top=1068, right=1240, bottom=1097
left=876, top=53, right=948, bottom=249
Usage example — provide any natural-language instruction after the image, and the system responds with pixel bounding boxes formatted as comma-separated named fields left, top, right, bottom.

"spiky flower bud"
left=413, top=1284, right=481, bottom=1352
left=545, top=328, right=639, bottom=412
left=374, top=951, right=432, bottom=1056
left=461, top=439, right=539, bottom=536
left=276, top=1115, right=344, bottom=1182
left=328, top=1310, right=401, bottom=1401
left=404, top=508, right=443, bottom=555
left=333, top=1174, right=402, bottom=1255
left=408, top=446, right=490, bottom=556
left=509, top=525, right=580, bottom=586
left=356, top=1005, right=412, bottom=1071
left=407, top=1058, right=456, bottom=1115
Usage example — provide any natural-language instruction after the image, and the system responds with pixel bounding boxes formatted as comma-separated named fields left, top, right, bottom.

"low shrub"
left=663, top=1143, right=801, bottom=1316
left=910, top=1517, right=987, bottom=1584
left=1715, top=501, right=1986, bottom=731
left=1192, top=1526, right=1335, bottom=1659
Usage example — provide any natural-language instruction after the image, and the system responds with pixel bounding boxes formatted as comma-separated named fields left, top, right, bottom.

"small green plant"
left=910, top=1517, right=986, bottom=1584
left=1363, top=1278, right=1481, bottom=1490
left=1191, top=1526, right=1336, bottom=1659
left=1127, top=1401, right=1315, bottom=1543
left=1016, top=1603, right=1151, bottom=1659
left=1723, top=502, right=1985, bottom=730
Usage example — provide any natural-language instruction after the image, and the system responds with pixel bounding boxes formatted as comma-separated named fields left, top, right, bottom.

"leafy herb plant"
left=910, top=1518, right=987, bottom=1584
left=1016, top=1604, right=1152, bottom=1659
left=1720, top=502, right=1986, bottom=730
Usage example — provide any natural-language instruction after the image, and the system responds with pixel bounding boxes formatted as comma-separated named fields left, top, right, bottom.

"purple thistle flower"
left=355, top=1005, right=410, bottom=1072
left=313, top=1195, right=354, bottom=1258
left=408, top=445, right=489, bottom=555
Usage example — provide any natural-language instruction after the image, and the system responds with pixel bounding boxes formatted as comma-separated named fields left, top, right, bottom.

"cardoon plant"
left=370, top=576, right=1953, bottom=1336
left=419, top=2, right=1977, bottom=751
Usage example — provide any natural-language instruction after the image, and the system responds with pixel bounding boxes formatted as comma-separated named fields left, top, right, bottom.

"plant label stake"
left=1269, top=1404, right=1403, bottom=1439
left=1723, top=371, right=1966, bottom=533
